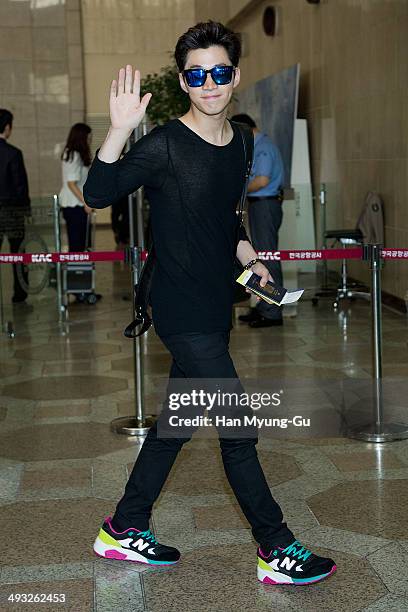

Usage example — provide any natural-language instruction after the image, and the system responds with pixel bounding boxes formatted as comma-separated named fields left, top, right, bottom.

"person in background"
left=0, top=109, right=31, bottom=303
left=231, top=113, right=285, bottom=327
left=59, top=123, right=101, bottom=303
left=110, top=146, right=130, bottom=249
left=111, top=195, right=130, bottom=248
left=59, top=123, right=93, bottom=251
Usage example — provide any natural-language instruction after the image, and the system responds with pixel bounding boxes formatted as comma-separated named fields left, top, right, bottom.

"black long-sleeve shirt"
left=0, top=139, right=30, bottom=211
left=84, top=119, right=251, bottom=336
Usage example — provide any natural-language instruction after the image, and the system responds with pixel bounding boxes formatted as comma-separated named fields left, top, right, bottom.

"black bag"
left=123, top=236, right=155, bottom=338
left=124, top=122, right=254, bottom=338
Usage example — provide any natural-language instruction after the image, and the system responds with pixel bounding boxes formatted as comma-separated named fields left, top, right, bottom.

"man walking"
left=232, top=113, right=285, bottom=327
left=84, top=21, right=336, bottom=586
left=0, top=109, right=30, bottom=303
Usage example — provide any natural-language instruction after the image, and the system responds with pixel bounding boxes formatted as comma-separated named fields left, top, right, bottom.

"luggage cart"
left=62, top=212, right=98, bottom=304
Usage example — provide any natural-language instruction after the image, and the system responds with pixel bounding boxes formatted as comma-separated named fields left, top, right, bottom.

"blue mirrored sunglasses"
left=182, top=65, right=235, bottom=87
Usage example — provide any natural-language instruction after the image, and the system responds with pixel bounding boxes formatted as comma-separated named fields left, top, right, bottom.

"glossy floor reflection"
left=1, top=236, right=408, bottom=611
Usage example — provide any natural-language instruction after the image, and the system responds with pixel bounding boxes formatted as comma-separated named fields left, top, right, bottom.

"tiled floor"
left=1, top=232, right=408, bottom=611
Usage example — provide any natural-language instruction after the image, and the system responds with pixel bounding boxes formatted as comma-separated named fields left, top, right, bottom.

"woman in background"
left=59, top=123, right=101, bottom=303
left=59, top=123, right=92, bottom=251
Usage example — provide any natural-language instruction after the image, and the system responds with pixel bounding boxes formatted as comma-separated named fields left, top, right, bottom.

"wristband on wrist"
left=243, top=258, right=261, bottom=270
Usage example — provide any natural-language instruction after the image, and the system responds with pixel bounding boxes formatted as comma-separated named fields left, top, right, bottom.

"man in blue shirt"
left=232, top=113, right=284, bottom=327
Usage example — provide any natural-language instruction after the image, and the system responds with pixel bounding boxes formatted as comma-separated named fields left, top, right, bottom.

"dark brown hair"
left=61, top=123, right=92, bottom=167
left=0, top=109, right=13, bottom=133
left=174, top=21, right=241, bottom=72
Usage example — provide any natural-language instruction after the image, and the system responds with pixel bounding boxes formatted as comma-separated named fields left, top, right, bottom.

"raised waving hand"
left=110, top=65, right=152, bottom=132
left=97, top=65, right=152, bottom=163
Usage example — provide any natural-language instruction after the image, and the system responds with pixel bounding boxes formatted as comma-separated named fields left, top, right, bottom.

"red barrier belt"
left=381, top=249, right=408, bottom=259
left=0, top=247, right=407, bottom=264
left=0, top=251, right=125, bottom=264
left=257, top=248, right=363, bottom=261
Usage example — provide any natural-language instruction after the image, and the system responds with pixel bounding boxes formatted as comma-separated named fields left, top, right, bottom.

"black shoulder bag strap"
left=124, top=121, right=254, bottom=338
left=235, top=122, right=254, bottom=230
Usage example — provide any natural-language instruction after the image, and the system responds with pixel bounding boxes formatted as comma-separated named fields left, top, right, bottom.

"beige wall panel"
left=134, top=0, right=195, bottom=20
left=85, top=53, right=176, bottom=115
left=396, top=15, right=408, bottom=88
left=33, top=28, right=67, bottom=62
left=70, top=78, right=86, bottom=111
left=82, top=20, right=106, bottom=55
left=66, top=9, right=82, bottom=45
left=194, top=0, right=229, bottom=23
left=83, top=17, right=193, bottom=57
left=0, top=0, right=31, bottom=27
left=31, top=2, right=66, bottom=27
left=9, top=127, right=39, bottom=167
left=68, top=45, right=84, bottom=78
left=70, top=110, right=86, bottom=124
left=140, top=19, right=183, bottom=56
left=35, top=96, right=71, bottom=128
left=228, top=0, right=249, bottom=18
left=38, top=127, right=71, bottom=195
left=83, top=0, right=134, bottom=20
left=0, top=28, right=32, bottom=61
left=0, top=60, right=34, bottom=96
left=2, top=96, right=37, bottom=129
left=33, top=63, right=70, bottom=96
left=83, top=20, right=140, bottom=55
left=1, top=3, right=85, bottom=200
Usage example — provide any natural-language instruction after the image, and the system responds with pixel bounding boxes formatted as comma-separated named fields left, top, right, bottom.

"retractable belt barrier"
left=2, top=246, right=408, bottom=265
left=1, top=244, right=408, bottom=444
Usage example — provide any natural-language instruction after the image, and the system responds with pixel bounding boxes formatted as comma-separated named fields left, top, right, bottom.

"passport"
left=236, top=270, right=304, bottom=306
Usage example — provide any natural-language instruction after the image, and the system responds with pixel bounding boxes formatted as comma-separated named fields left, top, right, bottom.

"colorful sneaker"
left=257, top=540, right=336, bottom=585
left=93, top=516, right=180, bottom=565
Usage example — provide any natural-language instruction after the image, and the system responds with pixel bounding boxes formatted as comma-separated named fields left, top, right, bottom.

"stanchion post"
left=135, top=120, right=147, bottom=251
left=320, top=184, right=328, bottom=287
left=0, top=265, right=3, bottom=332
left=347, top=244, right=408, bottom=442
left=127, top=123, right=146, bottom=251
left=0, top=241, right=15, bottom=338
left=371, top=244, right=384, bottom=432
left=110, top=246, right=155, bottom=436
left=0, top=265, right=13, bottom=337
left=135, top=184, right=145, bottom=251
left=125, top=132, right=137, bottom=248
left=313, top=184, right=337, bottom=302
left=53, top=195, right=66, bottom=328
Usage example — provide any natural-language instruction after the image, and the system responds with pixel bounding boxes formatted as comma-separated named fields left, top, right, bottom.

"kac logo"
left=31, top=253, right=52, bottom=263
left=257, top=251, right=281, bottom=261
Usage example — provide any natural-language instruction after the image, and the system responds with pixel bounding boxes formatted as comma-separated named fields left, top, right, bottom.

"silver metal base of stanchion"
left=5, top=321, right=15, bottom=338
left=110, top=415, right=156, bottom=436
left=347, top=422, right=408, bottom=443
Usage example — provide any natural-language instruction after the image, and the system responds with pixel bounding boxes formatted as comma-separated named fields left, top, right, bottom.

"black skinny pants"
left=248, top=196, right=283, bottom=320
left=62, top=206, right=88, bottom=252
left=0, top=206, right=27, bottom=299
left=113, top=331, right=294, bottom=548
